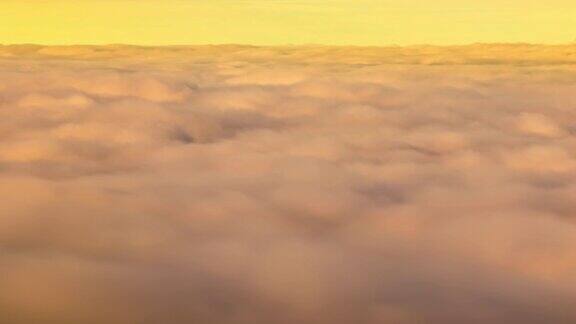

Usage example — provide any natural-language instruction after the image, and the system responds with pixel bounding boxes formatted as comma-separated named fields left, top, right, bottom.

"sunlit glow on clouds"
left=1, top=0, right=575, bottom=45
left=1, top=44, right=576, bottom=323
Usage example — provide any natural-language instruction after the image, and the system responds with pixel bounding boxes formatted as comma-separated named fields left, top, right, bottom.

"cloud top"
left=1, top=45, right=576, bottom=323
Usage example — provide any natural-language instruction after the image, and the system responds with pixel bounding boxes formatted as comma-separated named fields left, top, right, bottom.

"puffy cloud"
left=1, top=44, right=576, bottom=323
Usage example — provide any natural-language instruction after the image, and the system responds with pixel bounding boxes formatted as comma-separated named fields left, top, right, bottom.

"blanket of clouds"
left=1, top=44, right=576, bottom=323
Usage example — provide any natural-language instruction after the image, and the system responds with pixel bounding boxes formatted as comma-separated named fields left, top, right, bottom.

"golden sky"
left=1, top=0, right=575, bottom=45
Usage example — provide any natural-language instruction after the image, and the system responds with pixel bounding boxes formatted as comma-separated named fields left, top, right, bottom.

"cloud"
left=1, top=44, right=576, bottom=323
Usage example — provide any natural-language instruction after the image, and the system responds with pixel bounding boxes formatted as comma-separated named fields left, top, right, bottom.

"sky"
left=1, top=0, right=575, bottom=45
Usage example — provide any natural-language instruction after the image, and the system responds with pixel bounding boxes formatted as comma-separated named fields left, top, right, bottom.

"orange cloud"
left=1, top=44, right=576, bottom=323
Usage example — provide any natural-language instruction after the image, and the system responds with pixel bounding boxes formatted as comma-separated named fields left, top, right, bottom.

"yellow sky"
left=1, top=0, right=575, bottom=45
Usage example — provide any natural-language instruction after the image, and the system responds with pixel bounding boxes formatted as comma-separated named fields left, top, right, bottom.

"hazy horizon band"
left=2, top=0, right=575, bottom=45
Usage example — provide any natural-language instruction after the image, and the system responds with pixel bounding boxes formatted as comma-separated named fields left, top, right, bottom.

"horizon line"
left=2, top=42, right=576, bottom=48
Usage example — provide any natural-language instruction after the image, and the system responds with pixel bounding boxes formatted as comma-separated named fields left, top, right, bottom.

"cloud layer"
left=1, top=45, right=576, bottom=323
